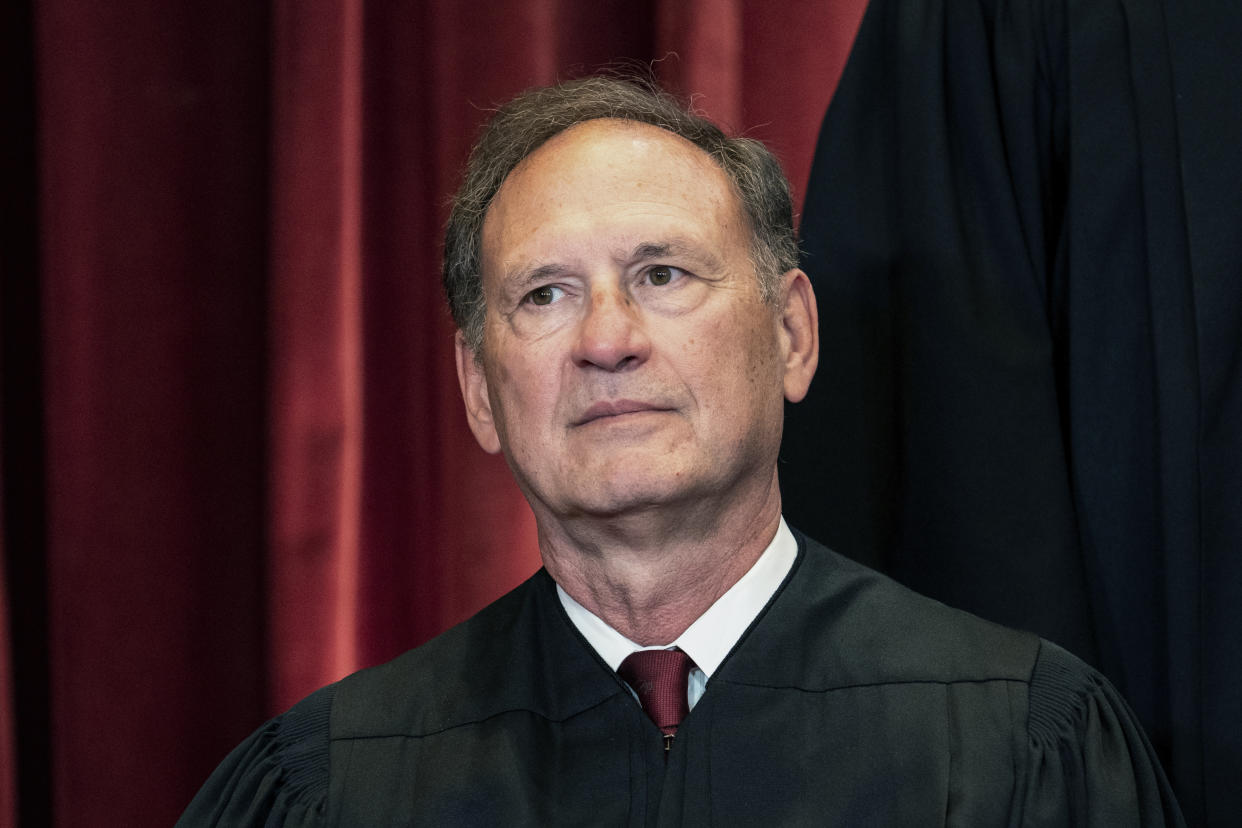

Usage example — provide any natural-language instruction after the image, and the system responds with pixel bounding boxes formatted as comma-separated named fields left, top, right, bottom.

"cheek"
left=725, top=308, right=781, bottom=384
left=493, top=360, right=512, bottom=385
left=678, top=311, right=779, bottom=415
left=483, top=331, right=535, bottom=405
left=486, top=350, right=562, bottom=437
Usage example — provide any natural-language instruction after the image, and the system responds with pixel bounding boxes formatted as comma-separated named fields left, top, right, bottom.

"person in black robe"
left=182, top=74, right=1185, bottom=826
left=181, top=533, right=1183, bottom=826
left=781, top=1, right=1242, bottom=825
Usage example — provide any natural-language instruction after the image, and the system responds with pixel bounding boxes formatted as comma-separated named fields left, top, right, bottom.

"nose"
left=571, top=285, right=651, bottom=372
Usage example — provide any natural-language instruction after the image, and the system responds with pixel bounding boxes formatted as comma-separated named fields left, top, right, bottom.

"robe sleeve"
left=176, top=684, right=335, bottom=827
left=1021, top=641, right=1185, bottom=827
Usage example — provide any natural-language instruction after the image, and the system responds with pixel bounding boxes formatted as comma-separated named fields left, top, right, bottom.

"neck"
left=537, top=475, right=783, bottom=644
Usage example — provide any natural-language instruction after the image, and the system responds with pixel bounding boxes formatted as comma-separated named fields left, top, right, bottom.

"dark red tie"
left=618, top=649, right=694, bottom=744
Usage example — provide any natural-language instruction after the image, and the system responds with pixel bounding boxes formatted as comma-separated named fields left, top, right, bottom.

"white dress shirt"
left=557, top=518, right=798, bottom=709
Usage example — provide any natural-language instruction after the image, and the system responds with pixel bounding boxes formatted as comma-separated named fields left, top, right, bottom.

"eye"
left=525, top=285, right=564, bottom=306
left=646, top=265, right=683, bottom=286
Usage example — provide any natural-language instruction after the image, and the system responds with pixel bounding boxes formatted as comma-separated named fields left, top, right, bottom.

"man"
left=180, top=76, right=1184, bottom=826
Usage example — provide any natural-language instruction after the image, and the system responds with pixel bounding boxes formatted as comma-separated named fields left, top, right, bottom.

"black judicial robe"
left=180, top=535, right=1183, bottom=826
left=780, top=1, right=1242, bottom=824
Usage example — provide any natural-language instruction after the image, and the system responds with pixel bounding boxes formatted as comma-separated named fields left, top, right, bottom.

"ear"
left=776, top=268, right=819, bottom=403
left=454, top=331, right=503, bottom=454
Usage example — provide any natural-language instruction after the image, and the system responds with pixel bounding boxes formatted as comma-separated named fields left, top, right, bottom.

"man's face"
left=457, top=119, right=810, bottom=522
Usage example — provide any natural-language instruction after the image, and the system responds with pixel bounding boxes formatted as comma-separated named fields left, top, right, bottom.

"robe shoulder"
left=176, top=682, right=335, bottom=827
left=1021, top=639, right=1187, bottom=826
left=733, top=533, right=1044, bottom=688
left=177, top=569, right=621, bottom=826
left=752, top=536, right=1187, bottom=825
left=327, top=568, right=618, bottom=739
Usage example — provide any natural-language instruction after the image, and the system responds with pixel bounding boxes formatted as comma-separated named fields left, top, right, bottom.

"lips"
left=573, top=399, right=670, bottom=426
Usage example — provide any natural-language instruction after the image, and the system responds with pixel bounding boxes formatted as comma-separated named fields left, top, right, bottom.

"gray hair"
left=443, top=75, right=799, bottom=353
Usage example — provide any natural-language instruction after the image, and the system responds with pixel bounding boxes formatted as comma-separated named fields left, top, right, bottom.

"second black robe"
left=781, top=1, right=1242, bottom=824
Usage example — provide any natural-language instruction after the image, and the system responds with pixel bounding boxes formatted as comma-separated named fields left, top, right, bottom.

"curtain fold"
left=36, top=1, right=272, bottom=823
left=266, top=0, right=368, bottom=715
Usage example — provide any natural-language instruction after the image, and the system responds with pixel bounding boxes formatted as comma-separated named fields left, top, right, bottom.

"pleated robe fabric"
left=780, top=1, right=1241, bottom=824
left=179, top=533, right=1184, bottom=826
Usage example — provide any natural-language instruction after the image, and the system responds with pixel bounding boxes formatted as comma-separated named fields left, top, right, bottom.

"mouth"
left=572, top=400, right=672, bottom=426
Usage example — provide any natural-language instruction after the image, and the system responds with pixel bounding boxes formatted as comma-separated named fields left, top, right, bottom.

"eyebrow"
left=497, top=262, right=572, bottom=304
left=501, top=237, right=726, bottom=291
left=506, top=262, right=570, bottom=287
left=628, top=239, right=725, bottom=272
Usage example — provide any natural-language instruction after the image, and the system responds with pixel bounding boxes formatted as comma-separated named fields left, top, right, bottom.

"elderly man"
left=181, top=77, right=1183, bottom=826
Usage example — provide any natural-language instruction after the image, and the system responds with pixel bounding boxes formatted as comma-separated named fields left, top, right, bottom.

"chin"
left=561, top=474, right=710, bottom=520
left=566, top=491, right=668, bottom=519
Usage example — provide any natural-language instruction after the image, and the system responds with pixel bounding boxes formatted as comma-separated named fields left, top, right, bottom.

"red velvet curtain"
left=3, top=0, right=864, bottom=824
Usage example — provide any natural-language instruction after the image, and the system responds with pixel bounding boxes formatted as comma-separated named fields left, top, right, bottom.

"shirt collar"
left=556, top=518, right=798, bottom=678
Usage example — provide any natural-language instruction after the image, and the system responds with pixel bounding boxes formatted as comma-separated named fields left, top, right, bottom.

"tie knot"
left=617, top=648, right=695, bottom=735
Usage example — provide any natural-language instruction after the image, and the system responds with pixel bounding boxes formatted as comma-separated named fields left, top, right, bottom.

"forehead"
left=480, top=119, right=746, bottom=282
